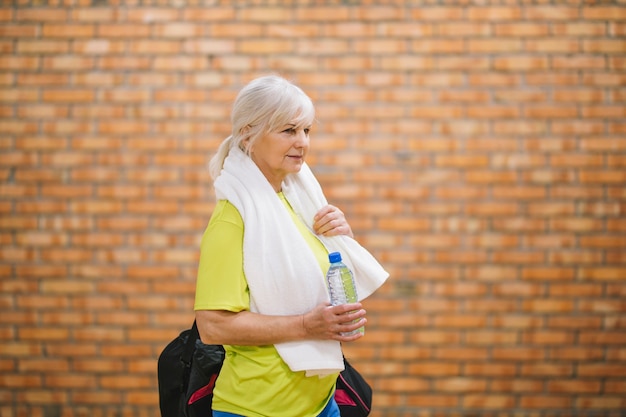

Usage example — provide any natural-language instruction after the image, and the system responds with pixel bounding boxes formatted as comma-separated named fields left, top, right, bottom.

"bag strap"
left=182, top=320, right=199, bottom=366
left=178, top=320, right=200, bottom=397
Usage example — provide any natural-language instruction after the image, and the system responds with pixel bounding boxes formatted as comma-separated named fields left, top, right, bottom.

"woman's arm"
left=196, top=302, right=366, bottom=346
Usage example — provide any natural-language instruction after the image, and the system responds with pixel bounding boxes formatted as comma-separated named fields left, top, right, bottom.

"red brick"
left=407, top=394, right=459, bottom=408
left=549, top=283, right=603, bottom=297
left=524, top=105, right=578, bottom=119
left=379, top=55, right=434, bottom=72
left=553, top=22, right=607, bottom=37
left=379, top=376, right=429, bottom=393
left=578, top=299, right=625, bottom=313
left=583, top=6, right=626, bottom=20
left=577, top=396, right=626, bottom=409
left=494, top=315, right=543, bottom=331
left=581, top=329, right=626, bottom=344
left=578, top=364, right=626, bottom=377
left=410, top=6, right=463, bottom=20
left=496, top=120, right=549, bottom=136
left=45, top=374, right=96, bottom=389
left=492, top=217, right=545, bottom=231
left=0, top=88, right=38, bottom=103
left=435, top=348, right=488, bottom=361
left=580, top=170, right=626, bottom=184
left=583, top=39, right=625, bottom=54
left=434, top=377, right=488, bottom=392
left=465, top=202, right=519, bottom=216
left=466, top=331, right=518, bottom=345
left=528, top=6, right=579, bottom=19
left=240, top=6, right=293, bottom=21
left=522, top=331, right=575, bottom=345
left=495, top=22, right=550, bottom=36
left=493, top=186, right=547, bottom=199
left=435, top=56, right=491, bottom=71
left=433, top=315, right=487, bottom=328
left=466, top=6, right=521, bottom=20
left=550, top=218, right=604, bottom=232
left=579, top=267, right=626, bottom=281
left=97, top=24, right=151, bottom=37
left=585, top=72, right=626, bottom=87
left=126, top=8, right=179, bottom=22
left=0, top=374, right=42, bottom=388
left=465, top=266, right=518, bottom=281
left=551, top=347, right=604, bottom=361
left=367, top=24, right=419, bottom=39
left=409, top=363, right=460, bottom=377
left=548, top=317, right=602, bottom=329
left=605, top=380, right=626, bottom=394
left=0, top=56, right=38, bottom=70
left=492, top=347, right=545, bottom=361
left=611, top=23, right=626, bottom=36
left=71, top=391, right=121, bottom=404
left=522, top=300, right=574, bottom=313
left=100, top=56, right=152, bottom=70
left=0, top=23, right=37, bottom=36
left=126, top=390, right=159, bottom=405
left=552, top=55, right=606, bottom=70
left=468, top=106, right=521, bottom=119
left=520, top=396, right=573, bottom=408
left=465, top=363, right=517, bottom=377
left=413, top=39, right=465, bottom=54
left=17, top=40, right=70, bottom=54
left=41, top=24, right=95, bottom=37
left=14, top=8, right=65, bottom=21
left=491, top=379, right=544, bottom=393
left=469, top=39, right=523, bottom=53
left=583, top=105, right=626, bottom=118
left=182, top=8, right=235, bottom=21
left=493, top=56, right=549, bottom=71
left=463, top=395, right=516, bottom=408
left=153, top=23, right=203, bottom=38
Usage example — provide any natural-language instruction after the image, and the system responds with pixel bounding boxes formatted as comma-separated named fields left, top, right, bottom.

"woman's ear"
left=240, top=126, right=252, bottom=153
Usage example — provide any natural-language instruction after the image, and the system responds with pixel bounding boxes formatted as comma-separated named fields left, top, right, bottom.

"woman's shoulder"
left=210, top=199, right=243, bottom=227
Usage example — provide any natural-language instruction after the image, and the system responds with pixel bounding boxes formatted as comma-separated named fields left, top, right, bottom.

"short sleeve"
left=194, top=200, right=249, bottom=312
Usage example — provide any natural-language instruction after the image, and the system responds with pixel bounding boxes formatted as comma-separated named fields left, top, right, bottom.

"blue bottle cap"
left=328, top=252, right=342, bottom=263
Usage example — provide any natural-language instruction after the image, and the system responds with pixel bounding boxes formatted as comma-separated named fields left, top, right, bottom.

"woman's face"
left=248, top=120, right=311, bottom=192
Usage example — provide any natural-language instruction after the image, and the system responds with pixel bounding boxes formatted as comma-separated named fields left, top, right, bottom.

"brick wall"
left=1, top=1, right=625, bottom=416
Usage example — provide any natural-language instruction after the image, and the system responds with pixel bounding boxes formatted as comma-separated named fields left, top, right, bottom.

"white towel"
left=214, top=147, right=389, bottom=376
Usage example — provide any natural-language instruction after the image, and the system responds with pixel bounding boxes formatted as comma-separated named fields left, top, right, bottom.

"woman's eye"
left=304, top=128, right=310, bottom=135
left=282, top=128, right=296, bottom=134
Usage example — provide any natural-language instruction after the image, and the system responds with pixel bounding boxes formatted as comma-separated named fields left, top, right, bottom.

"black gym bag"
left=157, top=321, right=371, bottom=417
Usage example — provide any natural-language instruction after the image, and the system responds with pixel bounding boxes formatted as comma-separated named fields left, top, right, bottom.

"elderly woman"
left=194, top=75, right=388, bottom=417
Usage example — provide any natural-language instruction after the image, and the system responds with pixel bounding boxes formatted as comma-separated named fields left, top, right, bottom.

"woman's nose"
left=294, top=129, right=309, bottom=146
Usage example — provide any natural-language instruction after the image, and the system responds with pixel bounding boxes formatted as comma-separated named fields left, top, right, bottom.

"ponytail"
left=208, top=135, right=234, bottom=180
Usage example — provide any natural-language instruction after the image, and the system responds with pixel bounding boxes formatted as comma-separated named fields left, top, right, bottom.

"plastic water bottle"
left=326, top=251, right=364, bottom=336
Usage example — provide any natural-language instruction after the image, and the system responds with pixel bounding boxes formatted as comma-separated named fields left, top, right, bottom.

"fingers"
left=329, top=316, right=366, bottom=342
left=327, top=303, right=366, bottom=341
left=331, top=302, right=363, bottom=315
left=313, top=205, right=334, bottom=221
left=335, top=318, right=367, bottom=341
left=302, top=303, right=366, bottom=342
left=313, top=205, right=354, bottom=238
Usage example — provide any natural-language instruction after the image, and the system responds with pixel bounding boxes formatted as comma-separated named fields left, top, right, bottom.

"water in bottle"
left=325, top=251, right=364, bottom=336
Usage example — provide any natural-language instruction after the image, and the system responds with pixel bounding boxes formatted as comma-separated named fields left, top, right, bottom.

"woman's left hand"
left=313, top=205, right=354, bottom=238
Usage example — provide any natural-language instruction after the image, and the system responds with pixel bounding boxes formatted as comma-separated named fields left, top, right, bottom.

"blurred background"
left=1, top=1, right=625, bottom=416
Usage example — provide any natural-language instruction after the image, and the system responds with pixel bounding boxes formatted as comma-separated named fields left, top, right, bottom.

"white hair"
left=208, top=75, right=315, bottom=180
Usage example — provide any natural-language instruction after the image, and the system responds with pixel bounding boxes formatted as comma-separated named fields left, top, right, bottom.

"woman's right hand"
left=302, top=302, right=366, bottom=342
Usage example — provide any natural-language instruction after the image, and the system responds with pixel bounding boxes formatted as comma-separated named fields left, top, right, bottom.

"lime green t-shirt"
left=194, top=194, right=336, bottom=417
